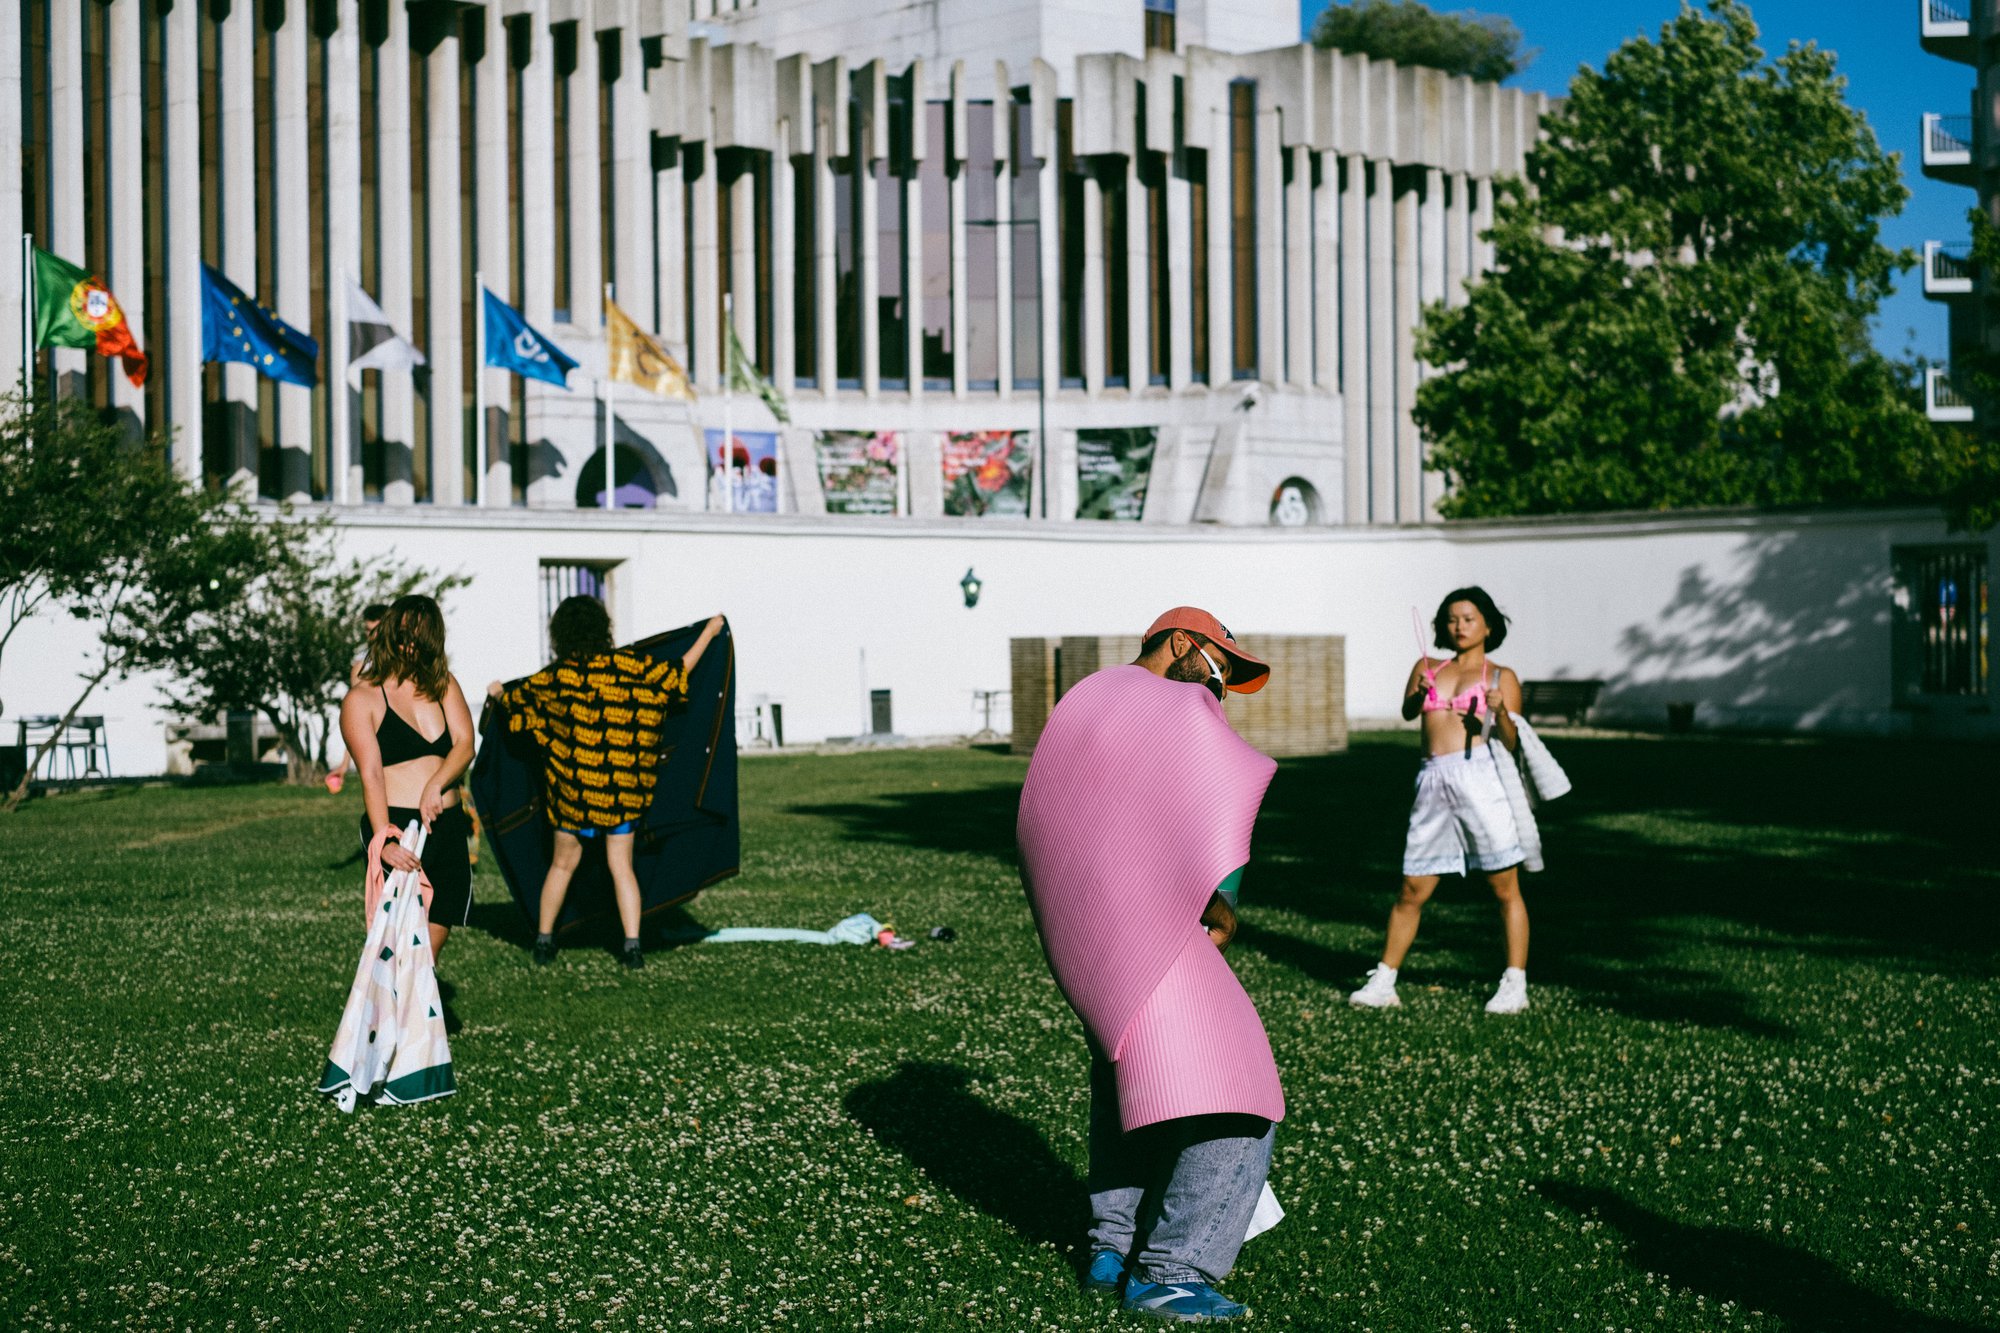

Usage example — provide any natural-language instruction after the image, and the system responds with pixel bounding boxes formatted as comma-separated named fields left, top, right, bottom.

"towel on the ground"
left=1017, top=664, right=1282, bottom=1132
left=318, top=819, right=456, bottom=1111
left=678, top=913, right=886, bottom=945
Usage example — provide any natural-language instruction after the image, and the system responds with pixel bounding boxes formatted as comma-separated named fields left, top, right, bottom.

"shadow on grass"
left=1537, top=1182, right=1989, bottom=1333
left=845, top=1061, right=1085, bottom=1261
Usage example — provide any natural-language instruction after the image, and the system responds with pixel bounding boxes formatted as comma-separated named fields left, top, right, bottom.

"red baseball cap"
left=1145, top=607, right=1270, bottom=694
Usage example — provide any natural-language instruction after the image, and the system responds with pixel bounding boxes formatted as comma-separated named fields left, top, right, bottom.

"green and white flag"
left=726, top=320, right=789, bottom=425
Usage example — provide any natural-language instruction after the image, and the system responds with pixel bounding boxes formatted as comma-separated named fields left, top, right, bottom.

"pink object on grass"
left=1017, top=665, right=1283, bottom=1131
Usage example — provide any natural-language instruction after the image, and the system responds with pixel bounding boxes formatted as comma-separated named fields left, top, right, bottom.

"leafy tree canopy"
left=0, top=392, right=271, bottom=808
left=1309, top=0, right=1530, bottom=84
left=1414, top=1, right=1964, bottom=518
left=124, top=514, right=467, bottom=784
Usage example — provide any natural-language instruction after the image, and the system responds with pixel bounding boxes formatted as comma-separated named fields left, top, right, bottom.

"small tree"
left=127, top=514, right=468, bottom=785
left=1, top=393, right=272, bottom=810
left=1310, top=0, right=1529, bottom=84
left=1414, top=1, right=1960, bottom=517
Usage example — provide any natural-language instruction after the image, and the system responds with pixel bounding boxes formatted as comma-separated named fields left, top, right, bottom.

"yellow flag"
left=606, top=297, right=694, bottom=400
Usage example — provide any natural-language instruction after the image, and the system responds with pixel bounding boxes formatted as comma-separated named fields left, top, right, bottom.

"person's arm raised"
left=677, top=614, right=728, bottom=675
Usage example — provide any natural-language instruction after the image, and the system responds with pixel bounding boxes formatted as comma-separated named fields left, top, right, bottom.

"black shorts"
left=361, top=805, right=473, bottom=927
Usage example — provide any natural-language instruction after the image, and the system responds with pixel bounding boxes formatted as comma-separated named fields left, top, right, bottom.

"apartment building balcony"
left=1923, top=113, right=1977, bottom=184
left=1927, top=367, right=1975, bottom=422
left=1925, top=240, right=1977, bottom=296
left=1920, top=0, right=1976, bottom=63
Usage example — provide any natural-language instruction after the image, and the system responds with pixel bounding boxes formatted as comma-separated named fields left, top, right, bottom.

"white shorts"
left=1402, top=748, right=1525, bottom=877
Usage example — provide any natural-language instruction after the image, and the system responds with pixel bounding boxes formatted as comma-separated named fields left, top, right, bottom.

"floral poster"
left=941, top=430, right=1033, bottom=517
left=815, top=430, right=902, bottom=515
left=1075, top=427, right=1156, bottom=521
left=705, top=428, right=779, bottom=513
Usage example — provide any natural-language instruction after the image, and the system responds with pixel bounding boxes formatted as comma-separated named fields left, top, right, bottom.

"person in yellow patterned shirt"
left=487, top=596, right=726, bottom=969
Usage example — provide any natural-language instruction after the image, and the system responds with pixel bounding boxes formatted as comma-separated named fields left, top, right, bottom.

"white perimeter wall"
left=6, top=505, right=1992, bottom=778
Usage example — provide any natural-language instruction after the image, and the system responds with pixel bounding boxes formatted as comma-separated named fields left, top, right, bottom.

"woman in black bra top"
left=338, top=594, right=477, bottom=960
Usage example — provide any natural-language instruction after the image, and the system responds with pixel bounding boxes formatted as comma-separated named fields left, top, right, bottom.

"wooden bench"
left=1520, top=679, right=1604, bottom=726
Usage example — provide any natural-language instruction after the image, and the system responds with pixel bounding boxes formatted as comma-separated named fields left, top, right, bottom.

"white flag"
left=346, top=272, right=426, bottom=388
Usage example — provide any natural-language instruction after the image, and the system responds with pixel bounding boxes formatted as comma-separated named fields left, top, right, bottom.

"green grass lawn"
left=2, top=733, right=1996, bottom=1330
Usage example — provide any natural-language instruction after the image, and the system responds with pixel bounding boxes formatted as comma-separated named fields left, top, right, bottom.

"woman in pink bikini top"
left=1403, top=595, right=1520, bottom=758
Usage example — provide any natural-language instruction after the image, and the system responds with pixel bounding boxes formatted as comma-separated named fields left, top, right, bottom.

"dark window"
left=410, top=44, right=431, bottom=503
left=1010, top=92, right=1042, bottom=390
left=833, top=119, right=861, bottom=386
left=598, top=31, right=617, bottom=300
left=1188, top=147, right=1208, bottom=384
left=964, top=101, right=1000, bottom=389
left=1142, top=151, right=1169, bottom=385
left=1905, top=548, right=1991, bottom=696
left=1144, top=0, right=1176, bottom=52
left=1229, top=80, right=1256, bottom=380
left=550, top=21, right=576, bottom=321
left=878, top=83, right=911, bottom=389
left=1102, top=164, right=1128, bottom=387
left=1057, top=99, right=1083, bottom=387
left=920, top=101, right=952, bottom=388
left=793, top=154, right=817, bottom=387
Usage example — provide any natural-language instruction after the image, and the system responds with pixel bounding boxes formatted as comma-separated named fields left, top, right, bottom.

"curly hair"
left=358, top=594, right=452, bottom=701
left=548, top=595, right=616, bottom=662
left=1432, top=586, right=1510, bottom=652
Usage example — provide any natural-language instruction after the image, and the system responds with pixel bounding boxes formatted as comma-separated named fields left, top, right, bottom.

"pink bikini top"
left=1421, top=662, right=1491, bottom=716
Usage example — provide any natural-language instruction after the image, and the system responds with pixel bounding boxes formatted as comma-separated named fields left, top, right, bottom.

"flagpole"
left=21, top=234, right=34, bottom=400
left=603, top=282, right=615, bottom=511
left=723, top=293, right=735, bottom=515
left=474, top=272, right=487, bottom=509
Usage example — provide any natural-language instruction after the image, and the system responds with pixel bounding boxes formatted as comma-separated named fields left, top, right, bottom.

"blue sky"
left=1297, top=0, right=1960, bottom=363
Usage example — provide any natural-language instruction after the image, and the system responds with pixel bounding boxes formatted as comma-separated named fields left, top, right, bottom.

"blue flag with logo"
left=483, top=288, right=577, bottom=389
left=201, top=263, right=319, bottom=386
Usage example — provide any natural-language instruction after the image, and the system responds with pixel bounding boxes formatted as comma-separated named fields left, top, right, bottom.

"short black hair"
left=361, top=603, right=390, bottom=623
left=1433, top=586, right=1509, bottom=651
left=1141, top=626, right=1215, bottom=658
left=549, top=595, right=616, bottom=661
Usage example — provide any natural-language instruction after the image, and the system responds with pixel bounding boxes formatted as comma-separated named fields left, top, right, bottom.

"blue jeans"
left=1085, top=1045, right=1276, bottom=1285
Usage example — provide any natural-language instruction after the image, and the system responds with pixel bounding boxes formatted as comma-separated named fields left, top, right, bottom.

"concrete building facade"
left=1920, top=0, right=1999, bottom=421
left=4, top=0, right=1544, bottom=526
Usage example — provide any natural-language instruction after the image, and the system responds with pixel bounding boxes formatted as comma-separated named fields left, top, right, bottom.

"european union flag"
left=483, top=288, right=577, bottom=389
left=200, top=263, right=319, bottom=387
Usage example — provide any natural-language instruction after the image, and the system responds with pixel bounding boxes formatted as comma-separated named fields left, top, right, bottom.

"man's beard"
left=1165, top=646, right=1223, bottom=699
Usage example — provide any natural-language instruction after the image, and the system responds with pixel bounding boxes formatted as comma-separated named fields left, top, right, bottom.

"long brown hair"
left=359, top=594, right=451, bottom=701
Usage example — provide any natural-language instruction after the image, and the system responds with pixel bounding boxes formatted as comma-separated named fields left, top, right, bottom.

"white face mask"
left=1194, top=643, right=1227, bottom=699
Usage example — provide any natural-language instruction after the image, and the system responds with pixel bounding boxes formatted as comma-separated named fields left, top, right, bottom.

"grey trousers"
left=1085, top=1046, right=1276, bottom=1286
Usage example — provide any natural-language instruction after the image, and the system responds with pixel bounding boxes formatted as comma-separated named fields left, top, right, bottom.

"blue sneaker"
left=1082, top=1249, right=1127, bottom=1297
left=1122, top=1278, right=1249, bottom=1322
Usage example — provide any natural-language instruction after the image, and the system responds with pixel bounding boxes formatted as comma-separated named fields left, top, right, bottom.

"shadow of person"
left=1536, top=1182, right=1988, bottom=1333
left=845, top=1062, right=1086, bottom=1262
left=436, top=977, right=463, bottom=1036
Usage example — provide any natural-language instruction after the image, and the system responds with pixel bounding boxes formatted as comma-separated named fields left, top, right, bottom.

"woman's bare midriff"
left=1421, top=709, right=1494, bottom=758
left=381, top=754, right=460, bottom=809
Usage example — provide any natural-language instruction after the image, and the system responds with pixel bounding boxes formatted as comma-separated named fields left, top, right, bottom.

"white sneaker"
left=1349, top=963, right=1401, bottom=1008
left=1485, top=967, right=1528, bottom=1014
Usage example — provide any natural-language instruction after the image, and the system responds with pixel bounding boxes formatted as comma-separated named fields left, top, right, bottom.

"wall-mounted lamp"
left=960, top=567, right=983, bottom=609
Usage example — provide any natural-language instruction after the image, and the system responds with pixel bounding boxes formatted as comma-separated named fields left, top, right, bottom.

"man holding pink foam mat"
left=1016, top=607, right=1282, bottom=1324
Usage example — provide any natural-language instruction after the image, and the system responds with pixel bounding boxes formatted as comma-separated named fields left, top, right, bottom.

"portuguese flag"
left=31, top=247, right=148, bottom=387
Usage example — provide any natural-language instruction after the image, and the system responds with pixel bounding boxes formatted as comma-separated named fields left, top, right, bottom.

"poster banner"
left=705, top=428, right=780, bottom=513
left=1075, top=427, right=1157, bottom=521
left=815, top=430, right=902, bottom=515
left=941, top=430, right=1033, bottom=517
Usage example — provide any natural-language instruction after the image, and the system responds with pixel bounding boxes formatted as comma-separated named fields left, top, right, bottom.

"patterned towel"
left=317, top=819, right=457, bottom=1111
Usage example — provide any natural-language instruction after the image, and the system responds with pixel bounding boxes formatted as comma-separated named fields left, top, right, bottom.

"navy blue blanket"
left=471, top=617, right=739, bottom=936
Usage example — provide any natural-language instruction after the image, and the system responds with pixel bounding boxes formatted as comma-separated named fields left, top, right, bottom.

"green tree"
left=1414, top=1, right=1960, bottom=517
left=0, top=392, right=271, bottom=810
left=1309, top=0, right=1529, bottom=84
left=125, top=514, right=467, bottom=785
